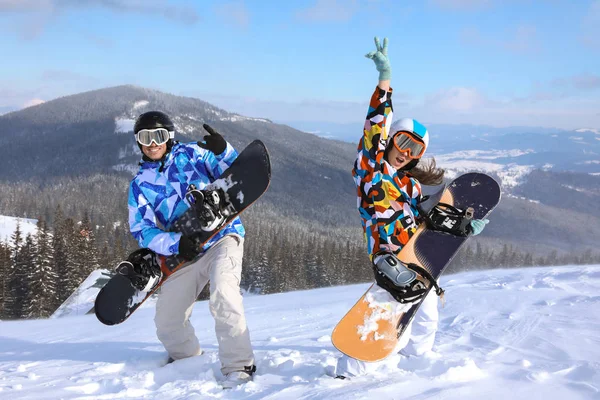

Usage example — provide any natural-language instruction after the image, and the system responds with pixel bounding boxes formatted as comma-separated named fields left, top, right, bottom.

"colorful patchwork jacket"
left=352, top=86, right=423, bottom=260
left=128, top=141, right=244, bottom=256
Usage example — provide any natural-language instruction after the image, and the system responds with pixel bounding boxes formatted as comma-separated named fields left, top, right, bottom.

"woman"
left=335, top=37, right=488, bottom=378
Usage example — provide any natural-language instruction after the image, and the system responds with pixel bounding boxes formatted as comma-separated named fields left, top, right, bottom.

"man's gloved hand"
left=198, top=124, right=227, bottom=155
left=178, top=234, right=201, bottom=261
left=470, top=219, right=489, bottom=236
left=365, top=37, right=391, bottom=81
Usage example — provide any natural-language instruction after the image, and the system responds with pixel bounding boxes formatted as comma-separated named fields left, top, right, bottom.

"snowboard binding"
left=185, top=184, right=234, bottom=231
left=116, top=248, right=162, bottom=292
left=373, top=253, right=444, bottom=304
left=421, top=202, right=475, bottom=237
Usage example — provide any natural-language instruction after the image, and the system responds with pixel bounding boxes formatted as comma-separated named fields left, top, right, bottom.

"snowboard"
left=331, top=172, right=501, bottom=362
left=95, top=140, right=271, bottom=326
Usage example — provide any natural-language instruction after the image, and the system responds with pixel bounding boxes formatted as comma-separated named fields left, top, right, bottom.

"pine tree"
left=6, top=222, right=24, bottom=318
left=17, top=234, right=36, bottom=319
left=27, top=219, right=58, bottom=318
left=51, top=205, right=68, bottom=310
left=0, top=241, right=11, bottom=319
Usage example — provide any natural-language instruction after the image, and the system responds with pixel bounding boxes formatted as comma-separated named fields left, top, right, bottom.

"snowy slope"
left=0, top=215, right=37, bottom=245
left=51, top=269, right=113, bottom=318
left=0, top=265, right=599, bottom=399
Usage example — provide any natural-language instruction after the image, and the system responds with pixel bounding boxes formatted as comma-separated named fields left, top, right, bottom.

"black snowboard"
left=95, top=140, right=271, bottom=326
left=396, top=172, right=502, bottom=336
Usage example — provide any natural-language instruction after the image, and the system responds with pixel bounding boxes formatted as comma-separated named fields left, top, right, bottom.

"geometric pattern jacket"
left=352, top=86, right=423, bottom=261
left=128, top=141, right=244, bottom=256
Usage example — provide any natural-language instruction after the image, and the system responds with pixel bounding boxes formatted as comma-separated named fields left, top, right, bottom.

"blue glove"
left=365, top=37, right=391, bottom=81
left=470, top=219, right=489, bottom=236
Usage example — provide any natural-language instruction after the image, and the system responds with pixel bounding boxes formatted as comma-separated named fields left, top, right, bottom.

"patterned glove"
left=470, top=219, right=489, bottom=236
left=198, top=124, right=227, bottom=155
left=365, top=37, right=391, bottom=81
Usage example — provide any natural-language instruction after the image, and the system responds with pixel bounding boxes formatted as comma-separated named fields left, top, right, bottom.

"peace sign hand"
left=365, top=37, right=391, bottom=81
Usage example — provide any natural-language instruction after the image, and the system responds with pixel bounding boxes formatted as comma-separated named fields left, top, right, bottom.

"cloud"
left=214, top=0, right=249, bottom=28
left=0, top=0, right=53, bottom=11
left=581, top=0, right=600, bottom=49
left=296, top=0, right=359, bottom=23
left=460, top=24, right=541, bottom=55
left=429, top=0, right=493, bottom=11
left=424, top=87, right=488, bottom=112
left=0, top=0, right=200, bottom=39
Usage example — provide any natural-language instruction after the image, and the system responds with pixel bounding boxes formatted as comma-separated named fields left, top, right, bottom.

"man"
left=128, top=111, right=255, bottom=388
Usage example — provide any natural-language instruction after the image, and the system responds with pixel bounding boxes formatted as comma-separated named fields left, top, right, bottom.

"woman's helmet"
left=386, top=118, right=430, bottom=170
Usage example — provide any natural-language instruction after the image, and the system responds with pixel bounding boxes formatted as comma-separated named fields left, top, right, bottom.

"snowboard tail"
left=331, top=173, right=501, bottom=362
left=94, top=140, right=271, bottom=326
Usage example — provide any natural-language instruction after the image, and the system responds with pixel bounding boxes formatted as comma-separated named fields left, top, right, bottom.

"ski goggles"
left=392, top=131, right=426, bottom=159
left=135, top=128, right=174, bottom=146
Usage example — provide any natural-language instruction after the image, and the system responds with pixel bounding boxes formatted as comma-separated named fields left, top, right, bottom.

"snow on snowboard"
left=95, top=140, right=271, bottom=326
left=332, top=172, right=501, bottom=362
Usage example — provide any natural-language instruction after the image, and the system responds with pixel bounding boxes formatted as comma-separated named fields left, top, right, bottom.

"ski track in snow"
left=0, top=265, right=599, bottom=399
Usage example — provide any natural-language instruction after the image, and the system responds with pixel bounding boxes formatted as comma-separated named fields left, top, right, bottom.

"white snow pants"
left=154, top=235, right=254, bottom=374
left=335, top=288, right=439, bottom=378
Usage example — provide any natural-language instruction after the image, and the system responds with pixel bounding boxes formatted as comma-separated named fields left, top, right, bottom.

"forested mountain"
left=1, top=85, right=599, bottom=319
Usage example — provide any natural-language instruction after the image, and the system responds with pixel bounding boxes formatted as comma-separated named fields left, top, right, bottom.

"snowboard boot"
left=221, top=365, right=256, bottom=389
left=373, top=253, right=444, bottom=304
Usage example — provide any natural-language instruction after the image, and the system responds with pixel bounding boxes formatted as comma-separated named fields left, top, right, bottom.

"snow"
left=0, top=215, right=38, bottom=244
left=1, top=265, right=599, bottom=399
left=115, top=118, right=135, bottom=133
left=52, top=269, right=112, bottom=318
left=133, top=101, right=149, bottom=110
left=575, top=128, right=600, bottom=135
left=435, top=149, right=535, bottom=188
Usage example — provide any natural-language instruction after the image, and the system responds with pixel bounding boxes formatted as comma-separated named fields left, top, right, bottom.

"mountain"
left=1, top=264, right=599, bottom=399
left=0, top=85, right=599, bottom=255
left=285, top=121, right=600, bottom=175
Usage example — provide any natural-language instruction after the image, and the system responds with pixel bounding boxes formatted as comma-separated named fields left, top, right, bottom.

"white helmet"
left=388, top=118, right=430, bottom=159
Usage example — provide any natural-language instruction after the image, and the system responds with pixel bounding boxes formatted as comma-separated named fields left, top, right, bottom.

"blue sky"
left=1, top=0, right=599, bottom=129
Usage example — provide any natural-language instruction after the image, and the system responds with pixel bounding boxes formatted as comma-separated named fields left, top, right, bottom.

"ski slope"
left=1, top=265, right=599, bottom=399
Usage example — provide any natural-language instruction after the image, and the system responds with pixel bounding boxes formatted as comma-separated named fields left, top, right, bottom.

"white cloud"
left=0, top=0, right=199, bottom=39
left=296, top=0, right=359, bottom=23
left=425, top=87, right=488, bottom=112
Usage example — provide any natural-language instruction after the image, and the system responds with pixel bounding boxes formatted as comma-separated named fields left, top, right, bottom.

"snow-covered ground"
left=1, top=265, right=599, bottom=399
left=435, top=150, right=535, bottom=188
left=0, top=215, right=38, bottom=244
left=51, top=269, right=112, bottom=319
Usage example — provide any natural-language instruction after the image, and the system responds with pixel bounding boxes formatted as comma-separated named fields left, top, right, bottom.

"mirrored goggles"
left=135, top=128, right=173, bottom=146
left=392, top=131, right=425, bottom=159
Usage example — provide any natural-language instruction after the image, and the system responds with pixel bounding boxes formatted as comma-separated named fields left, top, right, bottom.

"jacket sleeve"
left=193, top=142, right=238, bottom=180
left=128, top=181, right=182, bottom=256
left=352, top=86, right=394, bottom=259
left=352, top=86, right=393, bottom=187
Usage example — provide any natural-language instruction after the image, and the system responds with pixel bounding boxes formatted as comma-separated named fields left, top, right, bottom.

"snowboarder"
left=128, top=111, right=256, bottom=388
left=335, top=37, right=489, bottom=378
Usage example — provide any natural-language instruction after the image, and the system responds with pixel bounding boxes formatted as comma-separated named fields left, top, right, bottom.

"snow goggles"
left=392, top=131, right=426, bottom=159
left=135, top=128, right=173, bottom=146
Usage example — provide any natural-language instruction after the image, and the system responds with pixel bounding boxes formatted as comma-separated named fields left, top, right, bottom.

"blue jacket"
left=128, top=141, right=245, bottom=256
